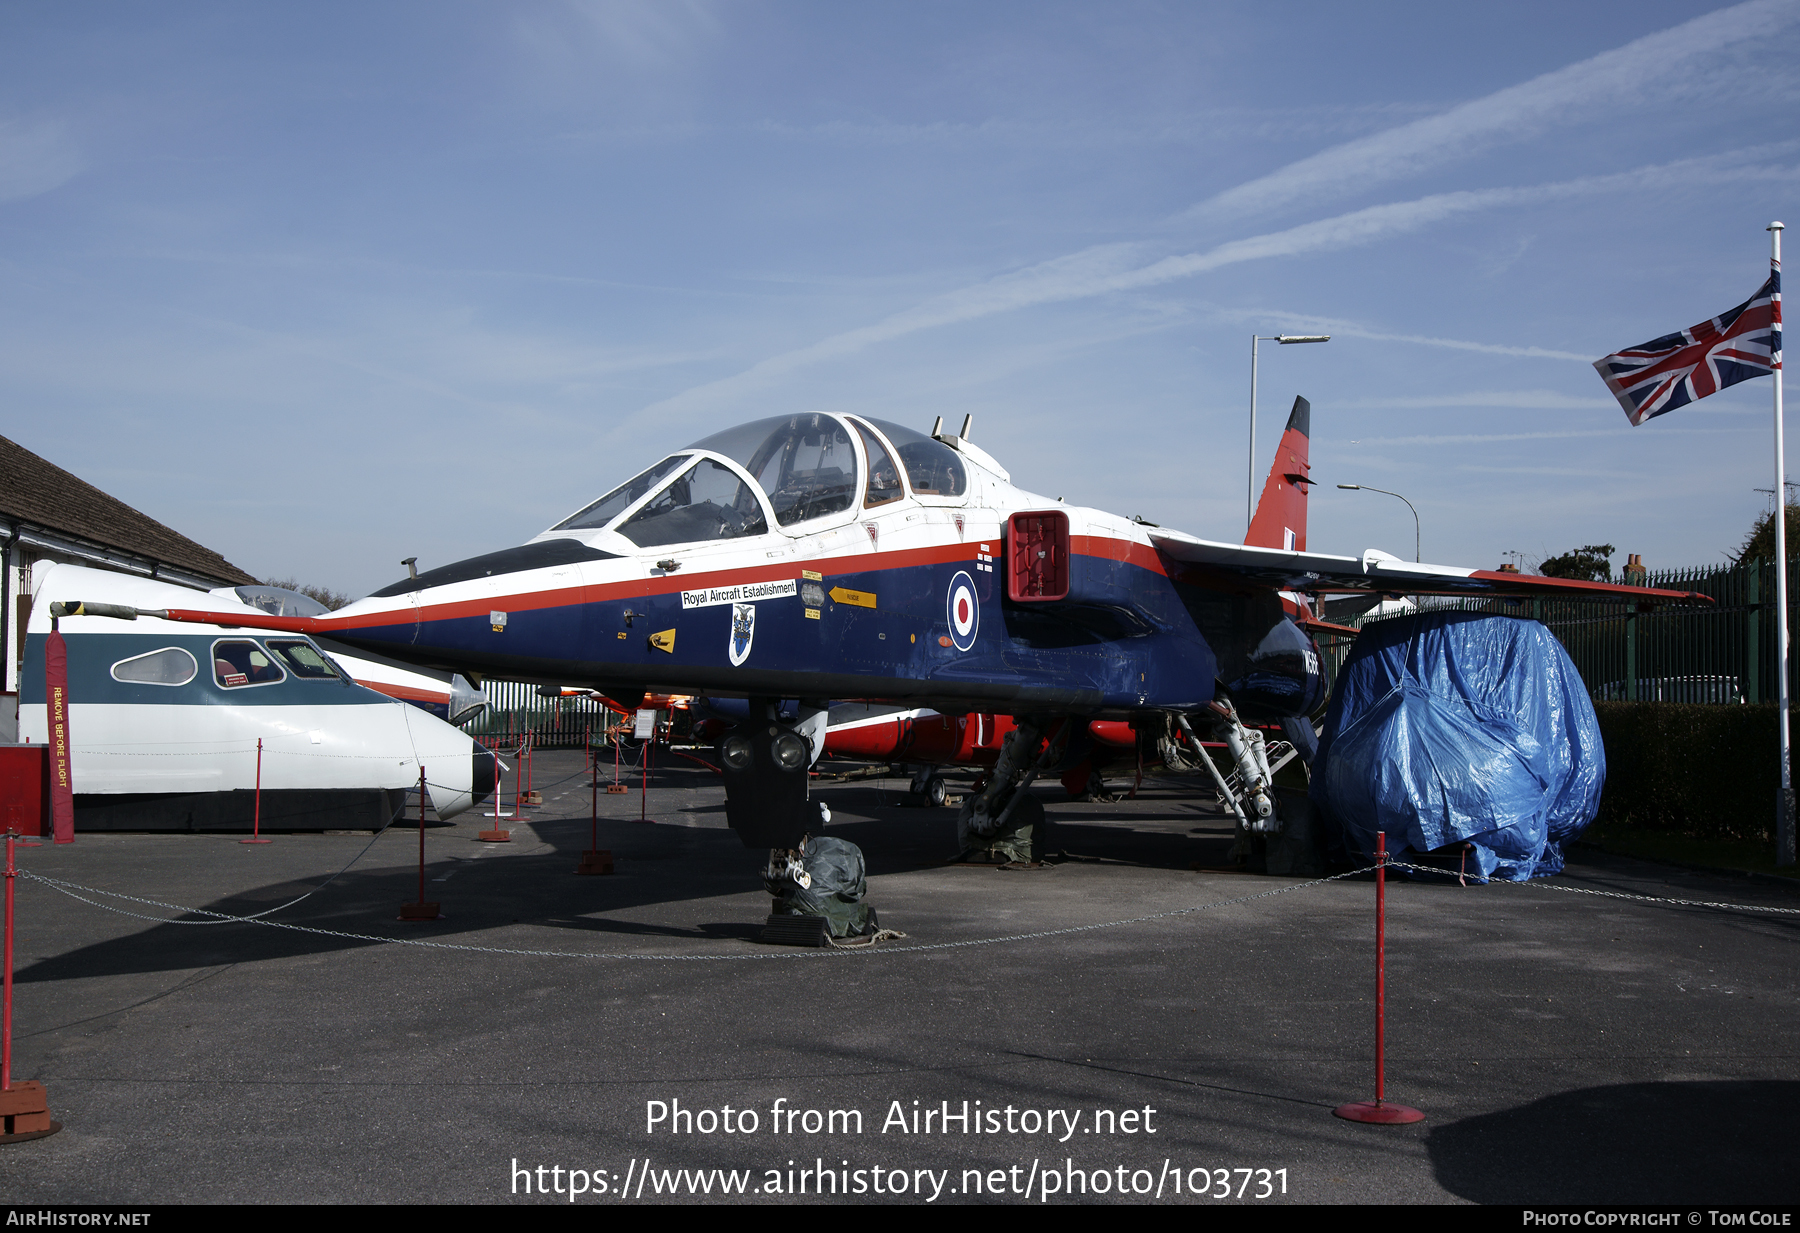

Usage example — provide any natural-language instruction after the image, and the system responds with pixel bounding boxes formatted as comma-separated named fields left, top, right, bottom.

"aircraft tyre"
left=926, top=776, right=948, bottom=808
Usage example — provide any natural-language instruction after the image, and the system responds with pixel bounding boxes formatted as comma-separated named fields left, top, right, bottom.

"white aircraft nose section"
left=400, top=703, right=489, bottom=818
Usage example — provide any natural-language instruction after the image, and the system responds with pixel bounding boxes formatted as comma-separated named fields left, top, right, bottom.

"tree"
left=1736, top=502, right=1800, bottom=563
left=263, top=576, right=351, bottom=611
left=1537, top=544, right=1615, bottom=582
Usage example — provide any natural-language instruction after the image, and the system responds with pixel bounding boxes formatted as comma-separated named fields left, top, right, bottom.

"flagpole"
left=1771, top=220, right=1793, bottom=867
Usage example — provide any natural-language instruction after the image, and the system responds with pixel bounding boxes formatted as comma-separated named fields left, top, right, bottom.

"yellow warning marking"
left=829, top=587, right=875, bottom=609
left=617, top=631, right=627, bottom=640
left=648, top=629, right=676, bottom=653
left=804, top=608, right=820, bottom=620
left=802, top=569, right=823, bottom=581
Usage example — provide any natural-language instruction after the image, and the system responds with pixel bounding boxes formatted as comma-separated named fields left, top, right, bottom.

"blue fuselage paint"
left=326, top=551, right=1269, bottom=718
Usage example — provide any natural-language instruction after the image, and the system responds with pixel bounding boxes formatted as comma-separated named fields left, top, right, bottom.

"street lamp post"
left=1338, top=483, right=1420, bottom=562
left=1250, top=334, right=1330, bottom=532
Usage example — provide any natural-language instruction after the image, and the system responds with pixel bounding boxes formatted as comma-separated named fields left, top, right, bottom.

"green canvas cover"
left=765, top=835, right=872, bottom=938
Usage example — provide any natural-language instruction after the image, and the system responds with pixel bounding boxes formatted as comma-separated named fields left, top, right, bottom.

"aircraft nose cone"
left=470, top=748, right=499, bottom=807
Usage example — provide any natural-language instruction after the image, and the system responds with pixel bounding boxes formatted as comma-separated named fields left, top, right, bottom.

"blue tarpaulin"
left=1310, top=612, right=1604, bottom=881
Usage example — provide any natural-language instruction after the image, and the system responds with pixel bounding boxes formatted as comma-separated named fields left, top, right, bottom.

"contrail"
left=1191, top=0, right=1800, bottom=223
left=645, top=151, right=1795, bottom=416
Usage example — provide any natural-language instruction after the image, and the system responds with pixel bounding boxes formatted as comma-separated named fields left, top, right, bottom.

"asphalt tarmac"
left=1, top=750, right=1796, bottom=1206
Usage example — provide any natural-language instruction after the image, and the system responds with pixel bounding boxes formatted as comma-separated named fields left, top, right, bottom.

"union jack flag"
left=1594, top=265, right=1781, bottom=426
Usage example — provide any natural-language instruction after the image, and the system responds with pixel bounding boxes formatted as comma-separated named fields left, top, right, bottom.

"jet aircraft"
left=64, top=409, right=1707, bottom=859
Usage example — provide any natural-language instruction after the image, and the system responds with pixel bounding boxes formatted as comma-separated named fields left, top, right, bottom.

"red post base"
left=0, top=1081, right=60, bottom=1143
left=1333, top=1100, right=1424, bottom=1125
left=575, top=849, right=613, bottom=875
left=239, top=837, right=272, bottom=845
left=398, top=901, right=442, bottom=921
left=475, top=829, right=511, bottom=843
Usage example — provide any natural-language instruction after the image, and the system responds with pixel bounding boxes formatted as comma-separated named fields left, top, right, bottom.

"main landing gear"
left=718, top=698, right=882, bottom=941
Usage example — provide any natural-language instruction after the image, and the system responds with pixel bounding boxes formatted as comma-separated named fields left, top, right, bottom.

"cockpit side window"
left=265, top=639, right=343, bottom=680
left=111, top=648, right=198, bottom=687
left=213, top=640, right=286, bottom=689
left=553, top=454, right=690, bottom=532
left=852, top=422, right=904, bottom=508
left=615, top=458, right=770, bottom=548
left=863, top=418, right=967, bottom=497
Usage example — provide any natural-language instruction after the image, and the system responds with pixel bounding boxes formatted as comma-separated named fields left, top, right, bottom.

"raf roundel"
left=946, top=570, right=979, bottom=652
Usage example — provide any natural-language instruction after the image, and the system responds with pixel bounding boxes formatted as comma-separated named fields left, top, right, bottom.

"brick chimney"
left=1623, top=553, right=1646, bottom=586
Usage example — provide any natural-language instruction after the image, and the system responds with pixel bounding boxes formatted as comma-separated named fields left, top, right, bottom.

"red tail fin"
left=1246, top=396, right=1311, bottom=551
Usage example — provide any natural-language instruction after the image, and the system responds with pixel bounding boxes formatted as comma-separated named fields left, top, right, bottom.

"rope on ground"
left=1387, top=860, right=1800, bottom=917
left=19, top=830, right=391, bottom=927
left=18, top=865, right=1377, bottom=961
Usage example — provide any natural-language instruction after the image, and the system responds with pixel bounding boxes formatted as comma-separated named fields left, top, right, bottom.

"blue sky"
left=2, top=1, right=1796, bottom=593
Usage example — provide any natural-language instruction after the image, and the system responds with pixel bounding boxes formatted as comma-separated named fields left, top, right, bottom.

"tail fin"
left=1245, top=396, right=1312, bottom=551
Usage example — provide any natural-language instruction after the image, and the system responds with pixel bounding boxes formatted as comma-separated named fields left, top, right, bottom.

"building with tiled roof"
left=4, top=432, right=256, bottom=738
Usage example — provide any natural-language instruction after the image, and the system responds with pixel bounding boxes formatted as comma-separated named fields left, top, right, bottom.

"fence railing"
left=465, top=680, right=619, bottom=749
left=1335, top=558, right=1800, bottom=705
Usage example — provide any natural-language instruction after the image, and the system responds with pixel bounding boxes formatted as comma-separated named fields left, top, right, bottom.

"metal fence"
left=465, top=680, right=618, bottom=749
left=1335, top=558, right=1800, bottom=704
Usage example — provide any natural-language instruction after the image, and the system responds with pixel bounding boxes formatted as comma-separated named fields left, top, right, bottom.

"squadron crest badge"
left=728, top=603, right=756, bottom=666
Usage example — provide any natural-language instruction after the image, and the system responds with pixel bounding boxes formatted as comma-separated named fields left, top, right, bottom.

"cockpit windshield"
left=861, top=418, right=966, bottom=497
left=687, top=414, right=859, bottom=527
left=615, top=458, right=769, bottom=548
left=233, top=586, right=330, bottom=618
left=553, top=454, right=690, bottom=532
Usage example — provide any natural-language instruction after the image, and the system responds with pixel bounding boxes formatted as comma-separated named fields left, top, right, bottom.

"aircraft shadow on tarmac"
left=1427, top=1080, right=1800, bottom=1204
left=17, top=784, right=1241, bottom=983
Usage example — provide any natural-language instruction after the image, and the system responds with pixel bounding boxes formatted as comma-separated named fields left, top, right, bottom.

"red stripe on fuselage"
left=319, top=533, right=1169, bottom=631
left=1071, top=534, right=1167, bottom=577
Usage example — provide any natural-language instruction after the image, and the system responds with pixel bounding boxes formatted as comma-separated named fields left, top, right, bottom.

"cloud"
left=537, top=0, right=721, bottom=70
left=0, top=117, right=83, bottom=204
left=645, top=149, right=1798, bottom=416
left=1191, top=0, right=1800, bottom=223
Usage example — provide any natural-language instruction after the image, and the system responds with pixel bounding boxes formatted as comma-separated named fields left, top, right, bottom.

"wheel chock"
left=0, top=1081, right=60, bottom=1144
left=759, top=914, right=830, bottom=947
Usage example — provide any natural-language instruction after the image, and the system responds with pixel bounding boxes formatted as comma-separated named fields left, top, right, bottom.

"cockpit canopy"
left=549, top=413, right=968, bottom=549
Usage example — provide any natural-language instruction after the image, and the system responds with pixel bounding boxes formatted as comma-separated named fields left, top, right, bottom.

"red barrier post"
left=639, top=730, right=653, bottom=824
left=1, top=829, right=61, bottom=1139
left=576, top=757, right=612, bottom=875
left=3, top=831, right=12, bottom=1092
left=399, top=767, right=442, bottom=920
left=1333, top=832, right=1423, bottom=1124
left=241, top=738, right=271, bottom=844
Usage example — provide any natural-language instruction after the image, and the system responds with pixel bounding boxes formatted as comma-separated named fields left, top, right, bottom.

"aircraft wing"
left=1146, top=529, right=1712, bottom=605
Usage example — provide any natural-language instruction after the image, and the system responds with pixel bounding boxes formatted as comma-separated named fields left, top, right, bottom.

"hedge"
left=1592, top=702, right=1793, bottom=841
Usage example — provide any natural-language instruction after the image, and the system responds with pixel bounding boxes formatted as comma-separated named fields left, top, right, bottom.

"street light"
left=1338, top=484, right=1420, bottom=562
left=1249, top=334, right=1330, bottom=531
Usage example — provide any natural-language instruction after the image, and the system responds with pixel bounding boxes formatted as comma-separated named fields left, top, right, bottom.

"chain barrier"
left=17, top=865, right=1380, bottom=961
left=1387, top=859, right=1800, bottom=917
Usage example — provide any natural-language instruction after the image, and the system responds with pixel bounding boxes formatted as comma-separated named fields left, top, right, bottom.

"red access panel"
left=1007, top=510, right=1070, bottom=602
left=0, top=744, right=50, bottom=838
